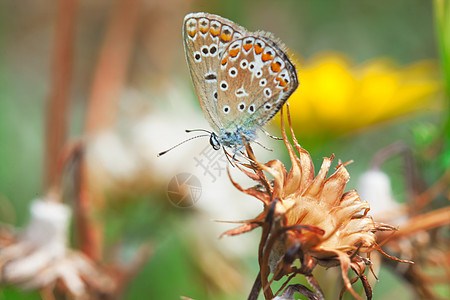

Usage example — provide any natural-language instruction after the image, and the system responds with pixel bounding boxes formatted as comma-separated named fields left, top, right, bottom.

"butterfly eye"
left=194, top=51, right=201, bottom=62
left=223, top=105, right=230, bottom=114
left=209, top=133, right=221, bottom=150
left=248, top=104, right=255, bottom=114
left=238, top=102, right=246, bottom=112
left=228, top=67, right=238, bottom=77
left=259, top=79, right=267, bottom=86
left=264, top=87, right=272, bottom=97
left=264, top=103, right=272, bottom=110
left=240, top=59, right=248, bottom=69
left=220, top=80, right=228, bottom=91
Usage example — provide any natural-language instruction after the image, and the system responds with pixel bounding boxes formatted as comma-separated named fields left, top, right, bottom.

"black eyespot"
left=210, top=46, right=217, bottom=54
left=223, top=106, right=230, bottom=113
left=194, top=53, right=201, bottom=61
left=265, top=103, right=272, bottom=110
left=220, top=81, right=228, bottom=90
left=213, top=91, right=218, bottom=99
left=231, top=69, right=236, bottom=75
left=202, top=47, right=208, bottom=55
left=224, top=29, right=231, bottom=35
left=249, top=104, right=255, bottom=113
left=239, top=103, right=245, bottom=110
left=249, top=63, right=255, bottom=70
left=205, top=73, right=217, bottom=81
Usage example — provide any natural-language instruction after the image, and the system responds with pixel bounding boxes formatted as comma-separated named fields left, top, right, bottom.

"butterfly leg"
left=260, top=127, right=282, bottom=140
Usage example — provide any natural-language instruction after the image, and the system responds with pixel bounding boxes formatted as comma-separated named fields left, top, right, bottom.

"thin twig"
left=77, top=0, right=142, bottom=260
left=45, top=0, right=78, bottom=191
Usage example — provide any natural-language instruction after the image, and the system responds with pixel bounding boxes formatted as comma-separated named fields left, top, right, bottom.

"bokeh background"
left=0, top=0, right=448, bottom=299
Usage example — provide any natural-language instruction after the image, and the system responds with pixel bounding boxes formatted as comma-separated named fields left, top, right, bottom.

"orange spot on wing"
left=199, top=26, right=208, bottom=34
left=254, top=45, right=263, bottom=54
left=229, top=48, right=240, bottom=57
left=243, top=44, right=253, bottom=51
left=220, top=33, right=232, bottom=42
left=210, top=28, right=220, bottom=36
left=221, top=57, right=228, bottom=66
left=276, top=77, right=287, bottom=87
left=262, top=53, right=273, bottom=62
left=271, top=62, right=281, bottom=73
left=187, top=29, right=196, bottom=37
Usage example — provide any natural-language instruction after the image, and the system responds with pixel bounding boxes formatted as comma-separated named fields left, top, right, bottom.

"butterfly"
left=158, top=13, right=298, bottom=157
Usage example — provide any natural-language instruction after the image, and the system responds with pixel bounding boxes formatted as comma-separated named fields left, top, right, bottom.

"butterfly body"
left=183, top=12, right=298, bottom=153
left=218, top=127, right=256, bottom=149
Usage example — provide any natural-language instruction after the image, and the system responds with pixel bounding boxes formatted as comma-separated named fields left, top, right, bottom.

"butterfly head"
left=208, top=126, right=257, bottom=153
left=209, top=132, right=221, bottom=150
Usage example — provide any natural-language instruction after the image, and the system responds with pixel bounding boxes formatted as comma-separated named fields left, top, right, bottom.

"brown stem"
left=77, top=0, right=142, bottom=260
left=84, top=0, right=141, bottom=133
left=247, top=271, right=262, bottom=300
left=45, top=0, right=78, bottom=191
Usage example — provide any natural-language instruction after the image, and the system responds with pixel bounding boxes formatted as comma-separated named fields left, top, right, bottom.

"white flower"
left=0, top=198, right=114, bottom=298
left=357, top=168, right=407, bottom=223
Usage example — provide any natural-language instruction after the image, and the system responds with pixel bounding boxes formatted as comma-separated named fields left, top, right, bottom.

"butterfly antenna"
left=185, top=129, right=212, bottom=134
left=157, top=134, right=209, bottom=157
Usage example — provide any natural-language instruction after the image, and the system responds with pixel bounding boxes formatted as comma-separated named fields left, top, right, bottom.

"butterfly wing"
left=183, top=13, right=249, bottom=132
left=215, top=33, right=298, bottom=133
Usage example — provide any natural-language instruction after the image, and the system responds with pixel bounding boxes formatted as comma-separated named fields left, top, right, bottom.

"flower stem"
left=45, top=0, right=78, bottom=191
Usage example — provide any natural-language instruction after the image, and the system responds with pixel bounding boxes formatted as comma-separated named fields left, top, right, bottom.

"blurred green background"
left=0, top=0, right=447, bottom=299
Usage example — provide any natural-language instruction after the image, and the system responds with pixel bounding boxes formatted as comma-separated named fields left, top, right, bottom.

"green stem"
left=433, top=0, right=450, bottom=165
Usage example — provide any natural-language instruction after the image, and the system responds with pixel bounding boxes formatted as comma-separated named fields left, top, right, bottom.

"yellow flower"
left=223, top=109, right=406, bottom=299
left=279, top=52, right=441, bottom=137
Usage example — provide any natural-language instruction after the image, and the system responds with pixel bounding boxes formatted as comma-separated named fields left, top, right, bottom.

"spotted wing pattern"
left=183, top=13, right=247, bottom=131
left=215, top=34, right=298, bottom=132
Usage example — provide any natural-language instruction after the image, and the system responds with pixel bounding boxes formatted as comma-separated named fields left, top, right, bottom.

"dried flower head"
left=223, top=108, right=408, bottom=300
left=0, top=197, right=115, bottom=299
